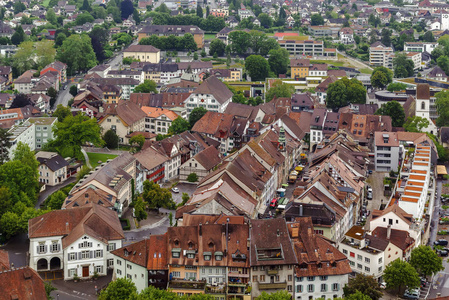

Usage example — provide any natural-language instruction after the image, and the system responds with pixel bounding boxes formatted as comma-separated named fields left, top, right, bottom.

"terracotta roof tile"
left=0, top=267, right=47, bottom=300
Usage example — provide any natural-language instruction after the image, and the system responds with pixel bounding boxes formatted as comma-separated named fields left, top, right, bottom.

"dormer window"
left=186, top=250, right=195, bottom=259
left=174, top=239, right=179, bottom=246
left=208, top=242, right=214, bottom=248
left=215, top=251, right=223, bottom=261
left=204, top=252, right=212, bottom=261
left=188, top=241, right=194, bottom=249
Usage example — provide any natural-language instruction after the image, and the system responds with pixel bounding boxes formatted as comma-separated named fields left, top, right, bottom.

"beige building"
left=179, top=146, right=221, bottom=182
left=35, top=151, right=69, bottom=186
left=98, top=102, right=147, bottom=144
left=369, top=43, right=394, bottom=68
left=123, top=45, right=161, bottom=63
left=405, top=52, right=422, bottom=70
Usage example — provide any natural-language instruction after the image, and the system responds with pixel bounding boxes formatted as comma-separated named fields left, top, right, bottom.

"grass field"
left=204, top=33, right=216, bottom=40
left=359, top=68, right=373, bottom=75
left=87, top=153, right=118, bottom=168
left=311, top=60, right=344, bottom=67
left=43, top=0, right=50, bottom=6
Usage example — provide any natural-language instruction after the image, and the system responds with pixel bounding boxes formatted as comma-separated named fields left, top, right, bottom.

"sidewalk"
left=122, top=208, right=168, bottom=231
left=50, top=272, right=112, bottom=299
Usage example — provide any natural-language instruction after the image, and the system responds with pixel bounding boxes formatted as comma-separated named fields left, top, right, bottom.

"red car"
left=270, top=198, right=278, bottom=208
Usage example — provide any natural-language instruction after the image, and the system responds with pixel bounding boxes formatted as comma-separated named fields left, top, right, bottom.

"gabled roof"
left=28, top=203, right=124, bottom=248
left=371, top=203, right=413, bottom=225
left=192, top=76, right=233, bottom=104
left=190, top=145, right=222, bottom=171
left=63, top=186, right=118, bottom=209
left=147, top=234, right=168, bottom=270
left=124, top=44, right=160, bottom=53
left=100, top=101, right=147, bottom=126
left=0, top=267, right=47, bottom=300
left=35, top=151, right=69, bottom=171
left=372, top=227, right=415, bottom=251
left=112, top=239, right=150, bottom=268
left=0, top=250, right=9, bottom=271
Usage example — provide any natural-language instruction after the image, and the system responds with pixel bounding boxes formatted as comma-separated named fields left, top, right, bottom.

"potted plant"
left=92, top=271, right=99, bottom=280
left=73, top=273, right=80, bottom=282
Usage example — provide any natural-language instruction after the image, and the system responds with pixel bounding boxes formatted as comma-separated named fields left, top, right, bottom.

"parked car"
left=438, top=249, right=449, bottom=256
left=403, top=289, right=420, bottom=299
left=434, top=239, right=449, bottom=246
left=270, top=198, right=278, bottom=208
left=379, top=282, right=387, bottom=289
left=420, top=278, right=427, bottom=288
left=171, top=187, right=179, bottom=193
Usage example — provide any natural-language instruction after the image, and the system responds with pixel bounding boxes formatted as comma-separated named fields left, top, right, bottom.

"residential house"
left=88, top=64, right=111, bottom=78
left=89, top=77, right=140, bottom=99
left=308, top=64, right=328, bottom=77
left=249, top=218, right=297, bottom=298
left=369, top=42, right=394, bottom=68
left=404, top=42, right=437, bottom=53
left=134, top=147, right=169, bottom=192
left=405, top=52, right=422, bottom=70
left=205, top=68, right=242, bottom=81
left=138, top=25, right=205, bottom=49
left=184, top=76, right=233, bottom=114
left=27, top=116, right=57, bottom=149
left=107, top=70, right=145, bottom=84
left=179, top=145, right=222, bottom=182
left=141, top=106, right=179, bottom=135
left=290, top=217, right=352, bottom=300
left=426, top=66, right=448, bottom=81
left=70, top=152, right=136, bottom=213
left=62, top=186, right=119, bottom=210
left=123, top=45, right=161, bottom=64
left=146, top=140, right=182, bottom=181
left=36, top=151, right=69, bottom=186
left=98, top=102, right=146, bottom=144
left=40, top=61, right=67, bottom=83
left=291, top=93, right=316, bottom=112
left=14, top=70, right=37, bottom=94
left=278, top=40, right=325, bottom=56
left=0, top=267, right=47, bottom=300
left=0, top=65, right=12, bottom=84
left=374, top=132, right=401, bottom=172
left=339, top=27, right=354, bottom=44
left=28, top=203, right=125, bottom=280
left=290, top=59, right=310, bottom=80
left=316, top=75, right=338, bottom=104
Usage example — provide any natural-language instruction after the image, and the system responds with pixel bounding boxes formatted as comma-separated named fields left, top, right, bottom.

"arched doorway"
left=50, top=257, right=61, bottom=270
left=37, top=258, right=48, bottom=271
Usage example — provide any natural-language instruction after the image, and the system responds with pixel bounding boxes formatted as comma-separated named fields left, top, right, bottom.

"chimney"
left=387, top=225, right=391, bottom=240
left=277, top=229, right=280, bottom=237
left=299, top=204, right=303, bottom=217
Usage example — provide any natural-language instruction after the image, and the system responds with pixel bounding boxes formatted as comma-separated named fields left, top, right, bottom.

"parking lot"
left=170, top=182, right=197, bottom=204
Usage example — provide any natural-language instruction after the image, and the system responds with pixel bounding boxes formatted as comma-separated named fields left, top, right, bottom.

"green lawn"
left=87, top=152, right=118, bottom=168
left=43, top=0, right=50, bottom=6
left=204, top=33, right=216, bottom=40
left=311, top=60, right=344, bottom=67
left=359, top=68, right=373, bottom=75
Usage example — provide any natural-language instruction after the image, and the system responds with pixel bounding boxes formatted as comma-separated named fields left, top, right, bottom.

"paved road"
left=53, top=84, right=74, bottom=110
left=124, top=217, right=170, bottom=244
left=0, top=233, right=28, bottom=268
left=35, top=177, right=77, bottom=209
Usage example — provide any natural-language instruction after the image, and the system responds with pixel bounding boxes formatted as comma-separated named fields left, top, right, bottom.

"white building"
left=339, top=27, right=354, bottom=44
left=404, top=42, right=437, bottom=54
left=442, top=13, right=449, bottom=30
left=28, top=204, right=124, bottom=280
left=415, top=84, right=438, bottom=134
left=374, top=132, right=401, bottom=172
left=184, top=76, right=233, bottom=115
left=405, top=52, right=422, bottom=70
left=369, top=43, right=394, bottom=68
left=141, top=106, right=179, bottom=135
left=7, top=123, right=35, bottom=160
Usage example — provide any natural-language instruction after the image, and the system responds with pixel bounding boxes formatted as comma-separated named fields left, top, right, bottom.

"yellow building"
left=123, top=45, right=161, bottom=63
left=290, top=58, right=310, bottom=79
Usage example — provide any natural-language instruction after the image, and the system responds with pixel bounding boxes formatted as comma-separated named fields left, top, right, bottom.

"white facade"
left=8, top=123, right=35, bottom=160
left=442, top=13, right=449, bottom=30
left=369, top=45, right=394, bottom=68
left=114, top=256, right=148, bottom=292
left=406, top=52, right=422, bottom=70
left=374, top=144, right=401, bottom=172
left=185, top=93, right=231, bottom=115
left=294, top=274, right=348, bottom=300
left=165, top=145, right=181, bottom=181
left=404, top=42, right=437, bottom=54
left=29, top=234, right=121, bottom=280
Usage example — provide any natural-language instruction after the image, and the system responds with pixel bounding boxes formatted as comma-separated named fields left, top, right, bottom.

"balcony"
left=205, top=284, right=226, bottom=294
left=258, top=282, right=287, bottom=290
left=267, top=269, right=278, bottom=275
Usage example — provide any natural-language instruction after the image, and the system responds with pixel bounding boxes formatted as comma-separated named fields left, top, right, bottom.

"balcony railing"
left=258, top=282, right=287, bottom=290
left=267, top=269, right=278, bottom=275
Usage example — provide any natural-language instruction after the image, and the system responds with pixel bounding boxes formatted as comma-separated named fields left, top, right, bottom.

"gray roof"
left=35, top=151, right=69, bottom=172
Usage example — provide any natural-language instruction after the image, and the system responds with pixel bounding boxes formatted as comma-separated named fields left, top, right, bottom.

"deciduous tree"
left=268, top=48, right=289, bottom=76
left=375, top=101, right=405, bottom=127
left=98, top=278, right=137, bottom=300
left=189, top=107, right=208, bottom=128
left=383, top=259, right=420, bottom=295
left=266, top=80, right=295, bottom=102
left=371, top=66, right=393, bottom=89
left=142, top=180, right=176, bottom=210
left=129, top=134, right=145, bottom=152
left=410, top=245, right=444, bottom=276
left=436, top=90, right=449, bottom=127
left=403, top=116, right=430, bottom=132
left=209, top=39, right=226, bottom=57
left=134, top=80, right=158, bottom=93
left=56, top=34, right=98, bottom=74
left=245, top=55, right=270, bottom=81
left=0, top=128, right=12, bottom=165
left=103, top=129, right=119, bottom=149
left=169, top=117, right=190, bottom=135
left=343, top=274, right=383, bottom=300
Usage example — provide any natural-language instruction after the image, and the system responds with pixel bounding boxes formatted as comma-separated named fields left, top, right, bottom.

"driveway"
left=171, top=182, right=197, bottom=204
left=35, top=177, right=77, bottom=209
left=0, top=233, right=28, bottom=268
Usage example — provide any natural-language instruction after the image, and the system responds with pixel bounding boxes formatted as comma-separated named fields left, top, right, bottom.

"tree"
left=55, top=33, right=67, bottom=47
left=436, top=90, right=449, bottom=127
left=383, top=259, right=420, bottom=294
left=256, top=290, right=292, bottom=300
left=169, top=117, right=190, bottom=135
left=89, top=26, right=110, bottom=62
left=47, top=87, right=58, bottom=108
left=10, top=94, right=31, bottom=108
left=134, top=80, right=158, bottom=93
left=11, top=25, right=25, bottom=46
left=46, top=190, right=67, bottom=210
left=142, top=180, right=176, bottom=210
left=45, top=113, right=103, bottom=159
left=46, top=8, right=57, bottom=25
left=189, top=107, right=208, bottom=128
left=103, top=129, right=119, bottom=149
left=403, top=116, right=430, bottom=132
left=268, top=48, right=289, bottom=76
left=381, top=28, right=391, bottom=47
left=53, top=104, right=72, bottom=122
left=0, top=159, right=39, bottom=203
left=80, top=0, right=92, bottom=11
left=245, top=55, right=270, bottom=81
left=139, top=285, right=179, bottom=299
left=35, top=40, right=56, bottom=70
left=437, top=55, right=449, bottom=75
left=13, top=1, right=26, bottom=14
left=343, top=274, right=383, bottom=300
left=387, top=82, right=408, bottom=92
left=375, top=101, right=405, bottom=127
left=228, top=31, right=251, bottom=55
left=194, top=52, right=198, bottom=60
left=410, top=245, right=444, bottom=276
left=0, top=211, right=20, bottom=239
left=121, top=0, right=134, bottom=20
left=258, top=13, right=273, bottom=28
left=56, top=34, right=98, bottom=74
left=196, top=4, right=203, bottom=18
left=345, top=291, right=372, bottom=300
left=371, top=66, right=393, bottom=89
left=133, top=197, right=148, bottom=221
left=75, top=12, right=95, bottom=25
left=209, top=39, right=226, bottom=57
left=187, top=172, right=198, bottom=182
left=422, top=31, right=435, bottom=42
left=12, top=41, right=35, bottom=75
left=326, top=77, right=366, bottom=111
left=393, top=53, right=414, bottom=78
left=69, top=85, right=78, bottom=97
left=129, top=134, right=145, bottom=152
left=98, top=278, right=137, bottom=300
left=266, top=80, right=295, bottom=102
left=0, top=128, right=12, bottom=165
left=311, top=14, right=324, bottom=25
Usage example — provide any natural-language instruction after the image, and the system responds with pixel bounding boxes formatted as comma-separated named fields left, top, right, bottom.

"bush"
left=187, top=172, right=198, bottom=182
left=120, top=218, right=131, bottom=230
left=438, top=230, right=448, bottom=235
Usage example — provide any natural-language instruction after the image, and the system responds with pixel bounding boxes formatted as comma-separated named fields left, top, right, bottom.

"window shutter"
left=74, top=252, right=77, bottom=260
left=68, top=253, right=71, bottom=261
left=36, top=246, right=39, bottom=253
left=57, top=244, right=61, bottom=252
left=90, top=251, right=93, bottom=259
left=79, top=252, right=83, bottom=260
left=44, top=245, right=48, bottom=253
left=100, top=250, right=103, bottom=257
